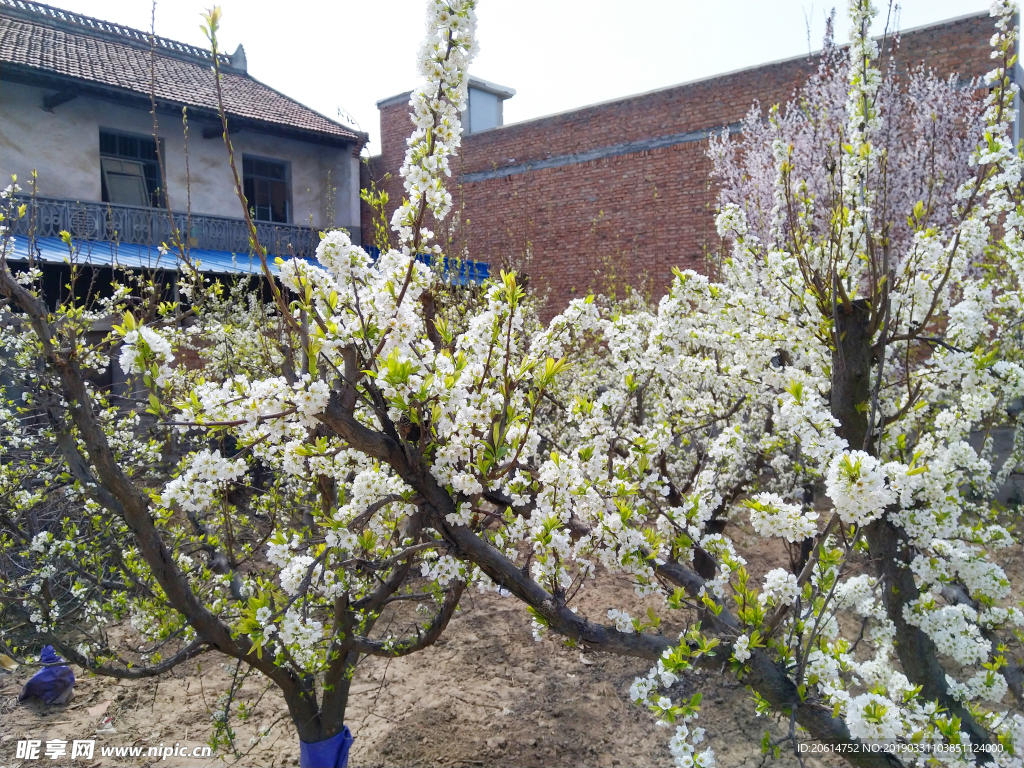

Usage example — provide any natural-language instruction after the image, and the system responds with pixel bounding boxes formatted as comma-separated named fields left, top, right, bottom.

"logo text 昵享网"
left=15, top=739, right=213, bottom=760
left=16, top=739, right=94, bottom=760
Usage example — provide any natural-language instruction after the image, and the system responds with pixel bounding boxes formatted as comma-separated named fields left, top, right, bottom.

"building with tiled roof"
left=0, top=0, right=368, bottom=264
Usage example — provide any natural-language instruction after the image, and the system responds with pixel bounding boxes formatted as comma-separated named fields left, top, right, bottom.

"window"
left=243, top=156, right=290, bottom=223
left=99, top=130, right=164, bottom=207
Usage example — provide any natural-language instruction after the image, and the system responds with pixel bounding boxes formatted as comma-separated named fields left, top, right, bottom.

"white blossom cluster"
left=628, top=639, right=717, bottom=768
left=825, top=451, right=896, bottom=526
left=119, top=326, right=174, bottom=388
left=160, top=449, right=247, bottom=513
left=392, top=0, right=478, bottom=248
left=759, top=568, right=800, bottom=607
left=744, top=493, right=818, bottom=542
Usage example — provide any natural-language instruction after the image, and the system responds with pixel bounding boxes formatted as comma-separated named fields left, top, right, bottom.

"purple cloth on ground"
left=299, top=726, right=354, bottom=768
left=18, top=645, right=75, bottom=705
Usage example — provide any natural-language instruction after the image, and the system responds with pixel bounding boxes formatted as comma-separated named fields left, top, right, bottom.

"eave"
left=0, top=63, right=368, bottom=151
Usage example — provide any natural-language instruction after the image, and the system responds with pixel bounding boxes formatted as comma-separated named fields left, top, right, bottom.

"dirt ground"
left=0, top=567, right=848, bottom=768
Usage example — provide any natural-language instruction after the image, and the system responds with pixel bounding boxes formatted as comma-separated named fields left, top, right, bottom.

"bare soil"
left=0, top=570, right=847, bottom=768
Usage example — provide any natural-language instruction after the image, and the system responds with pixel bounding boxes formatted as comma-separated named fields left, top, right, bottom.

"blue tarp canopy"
left=6, top=236, right=279, bottom=275
left=7, top=237, right=491, bottom=284
left=365, top=246, right=490, bottom=285
left=416, top=253, right=490, bottom=285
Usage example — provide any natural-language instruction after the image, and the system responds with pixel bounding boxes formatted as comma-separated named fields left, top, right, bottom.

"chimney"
left=230, top=44, right=247, bottom=73
left=465, top=77, right=515, bottom=134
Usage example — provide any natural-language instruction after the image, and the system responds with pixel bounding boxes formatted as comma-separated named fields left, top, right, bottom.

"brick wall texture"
left=363, top=13, right=995, bottom=316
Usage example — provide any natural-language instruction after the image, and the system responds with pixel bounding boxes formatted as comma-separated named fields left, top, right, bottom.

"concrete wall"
left=364, top=12, right=995, bottom=316
left=467, top=87, right=502, bottom=134
left=0, top=80, right=360, bottom=232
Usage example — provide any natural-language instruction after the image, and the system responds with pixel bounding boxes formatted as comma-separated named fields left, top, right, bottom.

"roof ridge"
left=0, top=0, right=233, bottom=67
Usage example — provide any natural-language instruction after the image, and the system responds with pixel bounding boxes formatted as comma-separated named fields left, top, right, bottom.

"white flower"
left=608, top=608, right=634, bottom=633
left=733, top=634, right=751, bottom=663
left=630, top=676, right=656, bottom=704
left=825, top=451, right=895, bottom=525
left=759, top=568, right=800, bottom=607
left=280, top=556, right=316, bottom=596
left=905, top=601, right=991, bottom=666
left=160, top=450, right=247, bottom=513
left=118, top=326, right=174, bottom=387
left=846, top=693, right=903, bottom=742
left=420, top=553, right=464, bottom=586
left=744, top=493, right=818, bottom=542
left=30, top=531, right=52, bottom=553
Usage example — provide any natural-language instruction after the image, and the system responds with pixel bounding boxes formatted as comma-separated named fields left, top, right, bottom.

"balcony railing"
left=10, top=196, right=321, bottom=259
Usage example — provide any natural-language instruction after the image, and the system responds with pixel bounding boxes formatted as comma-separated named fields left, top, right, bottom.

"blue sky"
left=50, top=0, right=993, bottom=151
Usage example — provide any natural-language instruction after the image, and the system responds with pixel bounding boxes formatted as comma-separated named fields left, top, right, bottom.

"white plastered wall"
left=0, top=80, right=360, bottom=233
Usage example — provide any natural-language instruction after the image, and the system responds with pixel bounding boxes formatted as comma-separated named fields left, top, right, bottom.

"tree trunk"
left=830, top=299, right=873, bottom=454
left=830, top=298, right=991, bottom=754
left=319, top=650, right=359, bottom=739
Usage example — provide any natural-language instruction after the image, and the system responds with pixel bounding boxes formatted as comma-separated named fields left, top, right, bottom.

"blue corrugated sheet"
left=424, top=253, right=490, bottom=285
left=6, top=236, right=282, bottom=275
left=365, top=246, right=490, bottom=285
left=6, top=237, right=491, bottom=284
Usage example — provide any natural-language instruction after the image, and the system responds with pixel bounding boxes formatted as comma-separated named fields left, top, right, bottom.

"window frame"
left=99, top=157, right=150, bottom=208
left=98, top=128, right=165, bottom=208
left=242, top=154, right=292, bottom=225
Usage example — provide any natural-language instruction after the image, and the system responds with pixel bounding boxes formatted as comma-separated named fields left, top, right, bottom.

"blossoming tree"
left=3, top=0, right=1024, bottom=766
left=0, top=1, right=486, bottom=763
left=525, top=2, right=1024, bottom=764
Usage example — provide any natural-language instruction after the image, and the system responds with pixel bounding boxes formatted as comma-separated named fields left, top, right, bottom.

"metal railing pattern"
left=10, top=196, right=320, bottom=258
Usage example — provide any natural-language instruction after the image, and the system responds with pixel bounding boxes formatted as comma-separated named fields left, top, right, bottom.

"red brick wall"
left=364, top=13, right=995, bottom=315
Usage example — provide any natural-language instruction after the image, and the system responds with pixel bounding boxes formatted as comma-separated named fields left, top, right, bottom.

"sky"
left=47, top=0, right=993, bottom=152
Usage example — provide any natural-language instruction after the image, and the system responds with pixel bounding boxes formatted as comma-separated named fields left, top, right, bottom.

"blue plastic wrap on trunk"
left=299, top=727, right=354, bottom=768
left=18, top=646, right=75, bottom=705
